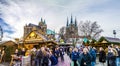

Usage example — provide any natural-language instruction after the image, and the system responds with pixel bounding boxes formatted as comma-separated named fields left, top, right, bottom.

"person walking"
left=59, top=47, right=64, bottom=61
left=115, top=45, right=120, bottom=66
left=49, top=50, right=58, bottom=66
left=21, top=48, right=26, bottom=56
left=42, top=49, right=49, bottom=66
left=0, top=49, right=2, bottom=63
left=71, top=48, right=79, bottom=66
left=80, top=48, right=92, bottom=66
left=54, top=47, right=59, bottom=62
left=35, top=48, right=43, bottom=66
left=89, top=47, right=97, bottom=66
left=69, top=47, right=73, bottom=59
left=99, top=47, right=106, bottom=66
left=107, top=46, right=116, bottom=66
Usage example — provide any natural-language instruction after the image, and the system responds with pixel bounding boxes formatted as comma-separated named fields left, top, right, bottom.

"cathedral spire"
left=41, top=17, right=43, bottom=22
left=66, top=17, right=69, bottom=27
left=70, top=14, right=73, bottom=24
left=75, top=17, right=77, bottom=27
left=44, top=19, right=46, bottom=25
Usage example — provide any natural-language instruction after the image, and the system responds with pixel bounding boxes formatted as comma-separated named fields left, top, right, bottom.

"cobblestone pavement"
left=95, top=57, right=107, bottom=66
left=57, top=53, right=71, bottom=66
left=57, top=53, right=107, bottom=66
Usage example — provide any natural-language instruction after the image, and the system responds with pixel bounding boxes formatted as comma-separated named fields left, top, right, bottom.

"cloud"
left=0, top=18, right=14, bottom=39
left=79, top=6, right=120, bottom=38
left=0, top=0, right=120, bottom=41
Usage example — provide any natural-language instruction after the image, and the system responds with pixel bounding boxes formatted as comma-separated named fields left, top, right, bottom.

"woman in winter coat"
left=99, top=47, right=106, bottom=66
left=80, top=48, right=92, bottom=66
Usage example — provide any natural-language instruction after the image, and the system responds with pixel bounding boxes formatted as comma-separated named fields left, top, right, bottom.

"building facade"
left=65, top=16, right=79, bottom=41
left=22, top=18, right=56, bottom=49
left=24, top=18, right=47, bottom=38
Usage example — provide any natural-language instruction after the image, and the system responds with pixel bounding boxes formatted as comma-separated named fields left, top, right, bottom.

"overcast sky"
left=0, top=0, right=120, bottom=41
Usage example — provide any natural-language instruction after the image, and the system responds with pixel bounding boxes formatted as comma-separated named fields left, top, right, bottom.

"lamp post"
left=113, top=30, right=116, bottom=38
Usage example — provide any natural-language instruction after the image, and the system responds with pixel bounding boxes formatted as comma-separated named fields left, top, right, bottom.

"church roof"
left=0, top=40, right=17, bottom=46
left=28, top=23, right=41, bottom=29
left=104, top=37, right=120, bottom=43
left=27, top=23, right=55, bottom=35
left=35, top=31, right=47, bottom=41
left=28, top=23, right=37, bottom=27
left=24, top=30, right=48, bottom=42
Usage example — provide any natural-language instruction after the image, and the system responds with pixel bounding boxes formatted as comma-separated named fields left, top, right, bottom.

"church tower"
left=65, top=16, right=79, bottom=41
left=66, top=17, right=69, bottom=39
left=38, top=18, right=47, bottom=34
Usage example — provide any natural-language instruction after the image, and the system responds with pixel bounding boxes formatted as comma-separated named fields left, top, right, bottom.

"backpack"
left=50, top=55, right=58, bottom=65
left=43, top=56, right=49, bottom=64
left=107, top=52, right=114, bottom=58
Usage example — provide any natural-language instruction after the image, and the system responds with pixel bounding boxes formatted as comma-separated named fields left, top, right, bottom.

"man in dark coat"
left=35, top=49, right=43, bottom=66
left=107, top=46, right=116, bottom=66
left=99, top=47, right=106, bottom=65
left=59, top=47, right=64, bottom=61
left=80, top=48, right=92, bottom=66
left=99, top=50, right=106, bottom=63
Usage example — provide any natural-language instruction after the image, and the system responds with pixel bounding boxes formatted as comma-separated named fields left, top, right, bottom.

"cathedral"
left=65, top=15, right=79, bottom=40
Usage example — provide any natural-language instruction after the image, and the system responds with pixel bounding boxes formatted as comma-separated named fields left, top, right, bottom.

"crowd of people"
left=2, top=44, right=120, bottom=66
left=68, top=45, right=120, bottom=66
left=10, top=46, right=64, bottom=66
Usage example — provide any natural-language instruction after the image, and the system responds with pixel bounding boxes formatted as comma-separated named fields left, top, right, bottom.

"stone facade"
left=65, top=16, right=79, bottom=40
left=24, top=18, right=47, bottom=38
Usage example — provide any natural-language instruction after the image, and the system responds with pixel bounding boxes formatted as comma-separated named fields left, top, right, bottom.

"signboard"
left=22, top=56, right=31, bottom=66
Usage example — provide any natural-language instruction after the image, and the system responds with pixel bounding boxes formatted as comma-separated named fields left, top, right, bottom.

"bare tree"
left=59, top=26, right=66, bottom=39
left=79, top=20, right=103, bottom=39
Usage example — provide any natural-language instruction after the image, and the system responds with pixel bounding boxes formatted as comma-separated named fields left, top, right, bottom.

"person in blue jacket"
left=49, top=50, right=58, bottom=66
left=54, top=47, right=59, bottom=62
left=89, top=47, right=97, bottom=66
left=71, top=48, right=79, bottom=66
